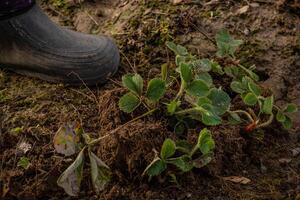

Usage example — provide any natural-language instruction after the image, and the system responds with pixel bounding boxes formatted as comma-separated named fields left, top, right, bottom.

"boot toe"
left=61, top=35, right=120, bottom=86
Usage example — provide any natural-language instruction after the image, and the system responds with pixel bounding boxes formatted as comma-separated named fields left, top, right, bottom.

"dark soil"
left=1, top=0, right=300, bottom=199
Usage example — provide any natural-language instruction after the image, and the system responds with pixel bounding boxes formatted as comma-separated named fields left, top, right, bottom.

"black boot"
left=0, top=4, right=119, bottom=86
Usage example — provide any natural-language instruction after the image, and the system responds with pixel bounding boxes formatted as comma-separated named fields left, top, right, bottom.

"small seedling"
left=17, top=156, right=30, bottom=170
left=143, top=128, right=215, bottom=180
left=10, top=127, right=24, bottom=135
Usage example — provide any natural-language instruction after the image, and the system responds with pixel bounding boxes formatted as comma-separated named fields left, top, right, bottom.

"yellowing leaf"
left=53, top=125, right=80, bottom=156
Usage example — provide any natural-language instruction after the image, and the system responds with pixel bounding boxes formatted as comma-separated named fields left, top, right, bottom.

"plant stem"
left=273, top=105, right=281, bottom=111
left=190, top=145, right=198, bottom=157
left=247, top=108, right=257, bottom=121
left=87, top=108, right=157, bottom=146
left=256, top=114, right=274, bottom=129
left=238, top=64, right=257, bottom=79
left=174, top=107, right=199, bottom=115
left=175, top=81, right=186, bottom=101
left=142, top=100, right=151, bottom=111
left=230, top=110, right=254, bottom=122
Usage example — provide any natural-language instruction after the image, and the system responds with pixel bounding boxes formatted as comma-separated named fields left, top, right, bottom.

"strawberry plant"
left=118, top=29, right=297, bottom=178
left=143, top=128, right=215, bottom=180
left=118, top=74, right=166, bottom=112
left=55, top=29, right=298, bottom=196
left=119, top=29, right=297, bottom=131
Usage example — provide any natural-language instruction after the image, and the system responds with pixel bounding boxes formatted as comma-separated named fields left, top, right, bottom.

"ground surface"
left=0, top=0, right=300, bottom=199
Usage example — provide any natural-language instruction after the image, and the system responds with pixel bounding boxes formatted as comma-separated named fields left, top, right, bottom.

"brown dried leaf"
left=223, top=176, right=251, bottom=184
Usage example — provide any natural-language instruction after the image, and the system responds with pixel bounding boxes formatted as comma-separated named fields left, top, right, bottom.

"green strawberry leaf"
left=186, top=80, right=210, bottom=97
left=211, top=61, right=224, bottom=75
left=200, top=104, right=222, bottom=126
left=284, top=103, right=298, bottom=113
left=174, top=121, right=186, bottom=135
left=166, top=156, right=193, bottom=172
left=243, top=92, right=257, bottom=106
left=216, top=29, right=243, bottom=57
left=166, top=41, right=188, bottom=56
left=230, top=81, right=246, bottom=94
left=176, top=140, right=193, bottom=154
left=192, top=59, right=212, bottom=72
left=118, top=93, right=141, bottom=113
left=122, top=74, right=143, bottom=95
left=197, top=97, right=212, bottom=107
left=248, top=81, right=261, bottom=96
left=207, top=88, right=231, bottom=115
left=144, top=158, right=167, bottom=178
left=177, top=45, right=188, bottom=56
left=262, top=96, right=274, bottom=114
left=276, top=111, right=286, bottom=122
left=160, top=138, right=176, bottom=160
left=193, top=153, right=213, bottom=168
left=17, top=157, right=30, bottom=170
left=282, top=116, right=293, bottom=129
left=196, top=72, right=213, bottom=87
left=197, top=128, right=215, bottom=155
left=228, top=112, right=242, bottom=125
left=224, top=66, right=240, bottom=78
left=146, top=78, right=166, bottom=102
left=167, top=100, right=180, bottom=115
left=180, top=63, right=193, bottom=83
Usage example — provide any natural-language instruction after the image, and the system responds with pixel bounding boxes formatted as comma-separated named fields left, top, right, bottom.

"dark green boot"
left=0, top=4, right=119, bottom=85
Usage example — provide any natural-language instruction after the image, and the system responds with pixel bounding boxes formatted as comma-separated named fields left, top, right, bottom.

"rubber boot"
left=0, top=3, right=119, bottom=85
